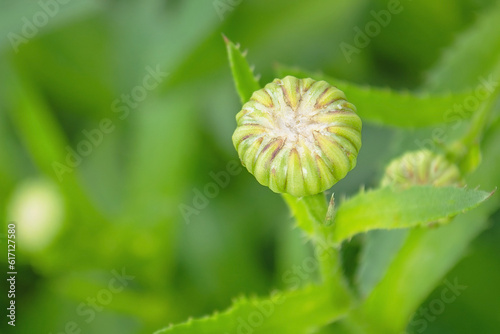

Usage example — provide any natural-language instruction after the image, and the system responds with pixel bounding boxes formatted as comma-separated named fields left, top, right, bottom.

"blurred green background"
left=0, top=0, right=499, bottom=333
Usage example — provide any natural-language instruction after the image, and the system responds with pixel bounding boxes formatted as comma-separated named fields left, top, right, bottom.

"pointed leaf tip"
left=225, top=37, right=261, bottom=104
left=330, top=186, right=492, bottom=243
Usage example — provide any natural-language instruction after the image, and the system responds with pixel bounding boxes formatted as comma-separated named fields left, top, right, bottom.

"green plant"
left=232, top=75, right=361, bottom=197
left=155, top=11, right=500, bottom=334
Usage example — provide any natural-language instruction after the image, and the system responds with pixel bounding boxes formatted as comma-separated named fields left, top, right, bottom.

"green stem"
left=282, top=192, right=354, bottom=326
left=461, top=89, right=499, bottom=148
left=448, top=68, right=500, bottom=169
left=282, top=193, right=346, bottom=285
left=303, top=195, right=341, bottom=282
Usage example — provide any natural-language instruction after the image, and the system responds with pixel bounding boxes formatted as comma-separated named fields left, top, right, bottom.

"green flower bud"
left=232, top=76, right=362, bottom=197
left=381, top=150, right=463, bottom=188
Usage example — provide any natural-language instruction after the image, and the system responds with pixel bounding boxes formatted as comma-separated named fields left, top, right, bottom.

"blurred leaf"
left=4, top=64, right=101, bottom=219
left=13, top=17, right=114, bottom=121
left=0, top=0, right=104, bottom=53
left=124, top=92, right=198, bottom=230
left=276, top=66, right=473, bottom=127
left=155, top=284, right=350, bottom=334
left=224, top=36, right=261, bottom=104
left=356, top=130, right=500, bottom=334
left=355, top=229, right=408, bottom=298
left=458, top=142, right=482, bottom=174
left=0, top=97, right=22, bottom=202
left=330, top=186, right=492, bottom=243
left=351, top=5, right=500, bottom=330
left=110, top=0, right=220, bottom=89
left=3, top=1, right=500, bottom=333
left=358, top=210, right=490, bottom=334
left=2, top=64, right=118, bottom=278
left=227, top=0, right=370, bottom=82
left=164, top=0, right=369, bottom=91
left=369, top=0, right=466, bottom=85
left=425, top=1, right=500, bottom=92
left=5, top=66, right=72, bottom=178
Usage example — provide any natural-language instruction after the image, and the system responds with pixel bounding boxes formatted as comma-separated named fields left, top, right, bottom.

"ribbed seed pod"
left=232, top=76, right=362, bottom=197
left=381, top=150, right=463, bottom=188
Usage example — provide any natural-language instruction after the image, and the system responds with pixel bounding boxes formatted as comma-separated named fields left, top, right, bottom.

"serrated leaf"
left=224, top=35, right=260, bottom=104
left=276, top=66, right=473, bottom=128
left=155, top=284, right=350, bottom=334
left=357, top=122, right=500, bottom=334
left=329, top=186, right=492, bottom=244
left=359, top=211, right=489, bottom=334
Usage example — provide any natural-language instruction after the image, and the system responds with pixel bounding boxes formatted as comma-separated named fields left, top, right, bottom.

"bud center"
left=274, top=105, right=319, bottom=146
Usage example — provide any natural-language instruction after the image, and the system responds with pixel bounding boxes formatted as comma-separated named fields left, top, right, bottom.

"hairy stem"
left=282, top=193, right=350, bottom=291
left=448, top=67, right=500, bottom=170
